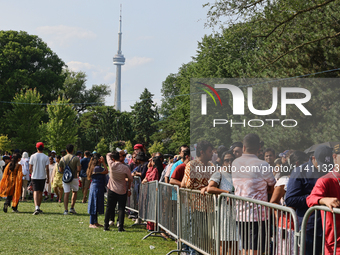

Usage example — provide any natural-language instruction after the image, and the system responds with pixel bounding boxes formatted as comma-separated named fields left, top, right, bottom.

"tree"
left=0, top=30, right=66, bottom=115
left=95, top=138, right=108, bottom=155
left=0, top=135, right=12, bottom=154
left=131, top=88, right=159, bottom=148
left=60, top=69, right=111, bottom=113
left=124, top=140, right=133, bottom=154
left=4, top=88, right=44, bottom=152
left=44, top=97, right=78, bottom=153
left=203, top=0, right=340, bottom=74
left=148, top=141, right=165, bottom=155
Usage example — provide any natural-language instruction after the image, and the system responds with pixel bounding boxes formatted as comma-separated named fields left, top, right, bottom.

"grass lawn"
left=0, top=193, right=177, bottom=255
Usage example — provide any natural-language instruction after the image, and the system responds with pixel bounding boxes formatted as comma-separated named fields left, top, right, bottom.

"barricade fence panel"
left=217, top=193, right=298, bottom=255
left=300, top=206, right=340, bottom=255
left=126, top=176, right=141, bottom=213
left=179, top=189, right=217, bottom=255
left=158, top=182, right=179, bottom=239
left=138, top=181, right=158, bottom=223
left=132, top=181, right=340, bottom=255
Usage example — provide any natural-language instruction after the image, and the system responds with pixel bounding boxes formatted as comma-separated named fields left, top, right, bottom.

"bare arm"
left=269, top=185, right=286, bottom=204
left=45, top=165, right=49, bottom=184
left=101, top=160, right=108, bottom=175
left=164, top=176, right=169, bottom=183
left=169, top=178, right=181, bottom=187
left=206, top=181, right=230, bottom=194
left=29, top=164, right=33, bottom=174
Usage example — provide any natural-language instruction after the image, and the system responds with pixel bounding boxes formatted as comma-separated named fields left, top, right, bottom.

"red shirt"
left=171, top=163, right=186, bottom=182
left=306, top=171, right=340, bottom=255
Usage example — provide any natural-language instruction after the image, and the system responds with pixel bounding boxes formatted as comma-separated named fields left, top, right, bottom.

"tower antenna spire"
left=113, top=4, right=125, bottom=112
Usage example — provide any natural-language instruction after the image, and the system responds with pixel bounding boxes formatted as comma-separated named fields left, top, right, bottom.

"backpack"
left=62, top=155, right=75, bottom=183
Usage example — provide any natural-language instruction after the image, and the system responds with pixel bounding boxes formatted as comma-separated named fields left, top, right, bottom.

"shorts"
left=238, top=221, right=266, bottom=251
left=32, top=179, right=46, bottom=192
left=81, top=177, right=91, bottom=189
left=63, top=178, right=79, bottom=193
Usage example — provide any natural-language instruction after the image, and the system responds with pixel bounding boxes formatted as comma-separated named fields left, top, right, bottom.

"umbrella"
left=304, top=141, right=340, bottom=154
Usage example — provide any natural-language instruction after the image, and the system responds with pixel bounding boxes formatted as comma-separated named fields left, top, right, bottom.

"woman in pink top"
left=104, top=151, right=132, bottom=232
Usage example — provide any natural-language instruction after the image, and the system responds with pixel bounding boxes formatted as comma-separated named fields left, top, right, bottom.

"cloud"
left=36, top=25, right=97, bottom=47
left=123, top=56, right=153, bottom=71
left=66, top=61, right=96, bottom=72
left=66, top=61, right=115, bottom=84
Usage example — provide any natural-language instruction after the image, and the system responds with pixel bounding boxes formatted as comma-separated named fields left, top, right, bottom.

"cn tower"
left=113, top=5, right=125, bottom=112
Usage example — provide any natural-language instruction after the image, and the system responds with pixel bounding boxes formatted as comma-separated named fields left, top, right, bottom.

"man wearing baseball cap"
left=286, top=145, right=333, bottom=255
left=29, top=142, right=50, bottom=215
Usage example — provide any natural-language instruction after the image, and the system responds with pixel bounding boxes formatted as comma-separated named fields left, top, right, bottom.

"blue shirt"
left=169, top=159, right=183, bottom=179
left=80, top=157, right=91, bottom=177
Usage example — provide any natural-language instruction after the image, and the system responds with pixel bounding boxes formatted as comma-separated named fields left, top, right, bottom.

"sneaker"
left=3, top=204, right=8, bottom=213
left=118, top=228, right=126, bottom=232
left=63, top=210, right=68, bottom=215
left=12, top=209, right=19, bottom=213
left=134, top=218, right=141, bottom=224
left=32, top=210, right=40, bottom=215
left=69, top=208, right=77, bottom=214
left=103, top=227, right=110, bottom=231
left=109, top=221, right=115, bottom=226
left=38, top=209, right=43, bottom=214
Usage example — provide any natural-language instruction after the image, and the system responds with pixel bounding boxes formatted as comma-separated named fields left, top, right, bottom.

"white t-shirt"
left=29, top=152, right=49, bottom=179
left=232, top=153, right=276, bottom=222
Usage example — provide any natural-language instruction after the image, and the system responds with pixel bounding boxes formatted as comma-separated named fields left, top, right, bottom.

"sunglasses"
left=224, top=158, right=234, bottom=163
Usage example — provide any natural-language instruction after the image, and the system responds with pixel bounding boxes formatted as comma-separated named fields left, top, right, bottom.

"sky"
left=0, top=0, right=214, bottom=112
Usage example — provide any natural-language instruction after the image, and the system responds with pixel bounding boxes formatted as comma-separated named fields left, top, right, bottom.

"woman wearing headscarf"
left=0, top=153, right=23, bottom=212
left=20, top=152, right=30, bottom=202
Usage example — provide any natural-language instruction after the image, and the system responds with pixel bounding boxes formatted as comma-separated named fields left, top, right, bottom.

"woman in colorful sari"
left=0, top=153, right=23, bottom=213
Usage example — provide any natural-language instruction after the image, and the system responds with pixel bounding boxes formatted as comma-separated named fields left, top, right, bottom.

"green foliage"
left=4, top=88, right=44, bottom=152
left=131, top=88, right=159, bottom=148
left=60, top=69, right=111, bottom=113
left=148, top=141, right=165, bottom=155
left=95, top=137, right=108, bottom=155
left=124, top=140, right=133, bottom=154
left=44, top=97, right=78, bottom=153
left=0, top=30, right=65, bottom=116
left=0, top=135, right=12, bottom=153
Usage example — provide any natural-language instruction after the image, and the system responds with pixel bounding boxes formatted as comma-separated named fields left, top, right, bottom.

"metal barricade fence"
left=158, top=182, right=179, bottom=239
left=300, top=206, right=340, bottom=255
left=179, top=188, right=217, bottom=255
left=217, top=193, right=298, bottom=255
left=126, top=176, right=141, bottom=213
left=138, top=181, right=158, bottom=223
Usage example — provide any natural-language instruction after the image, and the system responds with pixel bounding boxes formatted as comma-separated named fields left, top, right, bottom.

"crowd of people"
left=0, top=134, right=340, bottom=254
